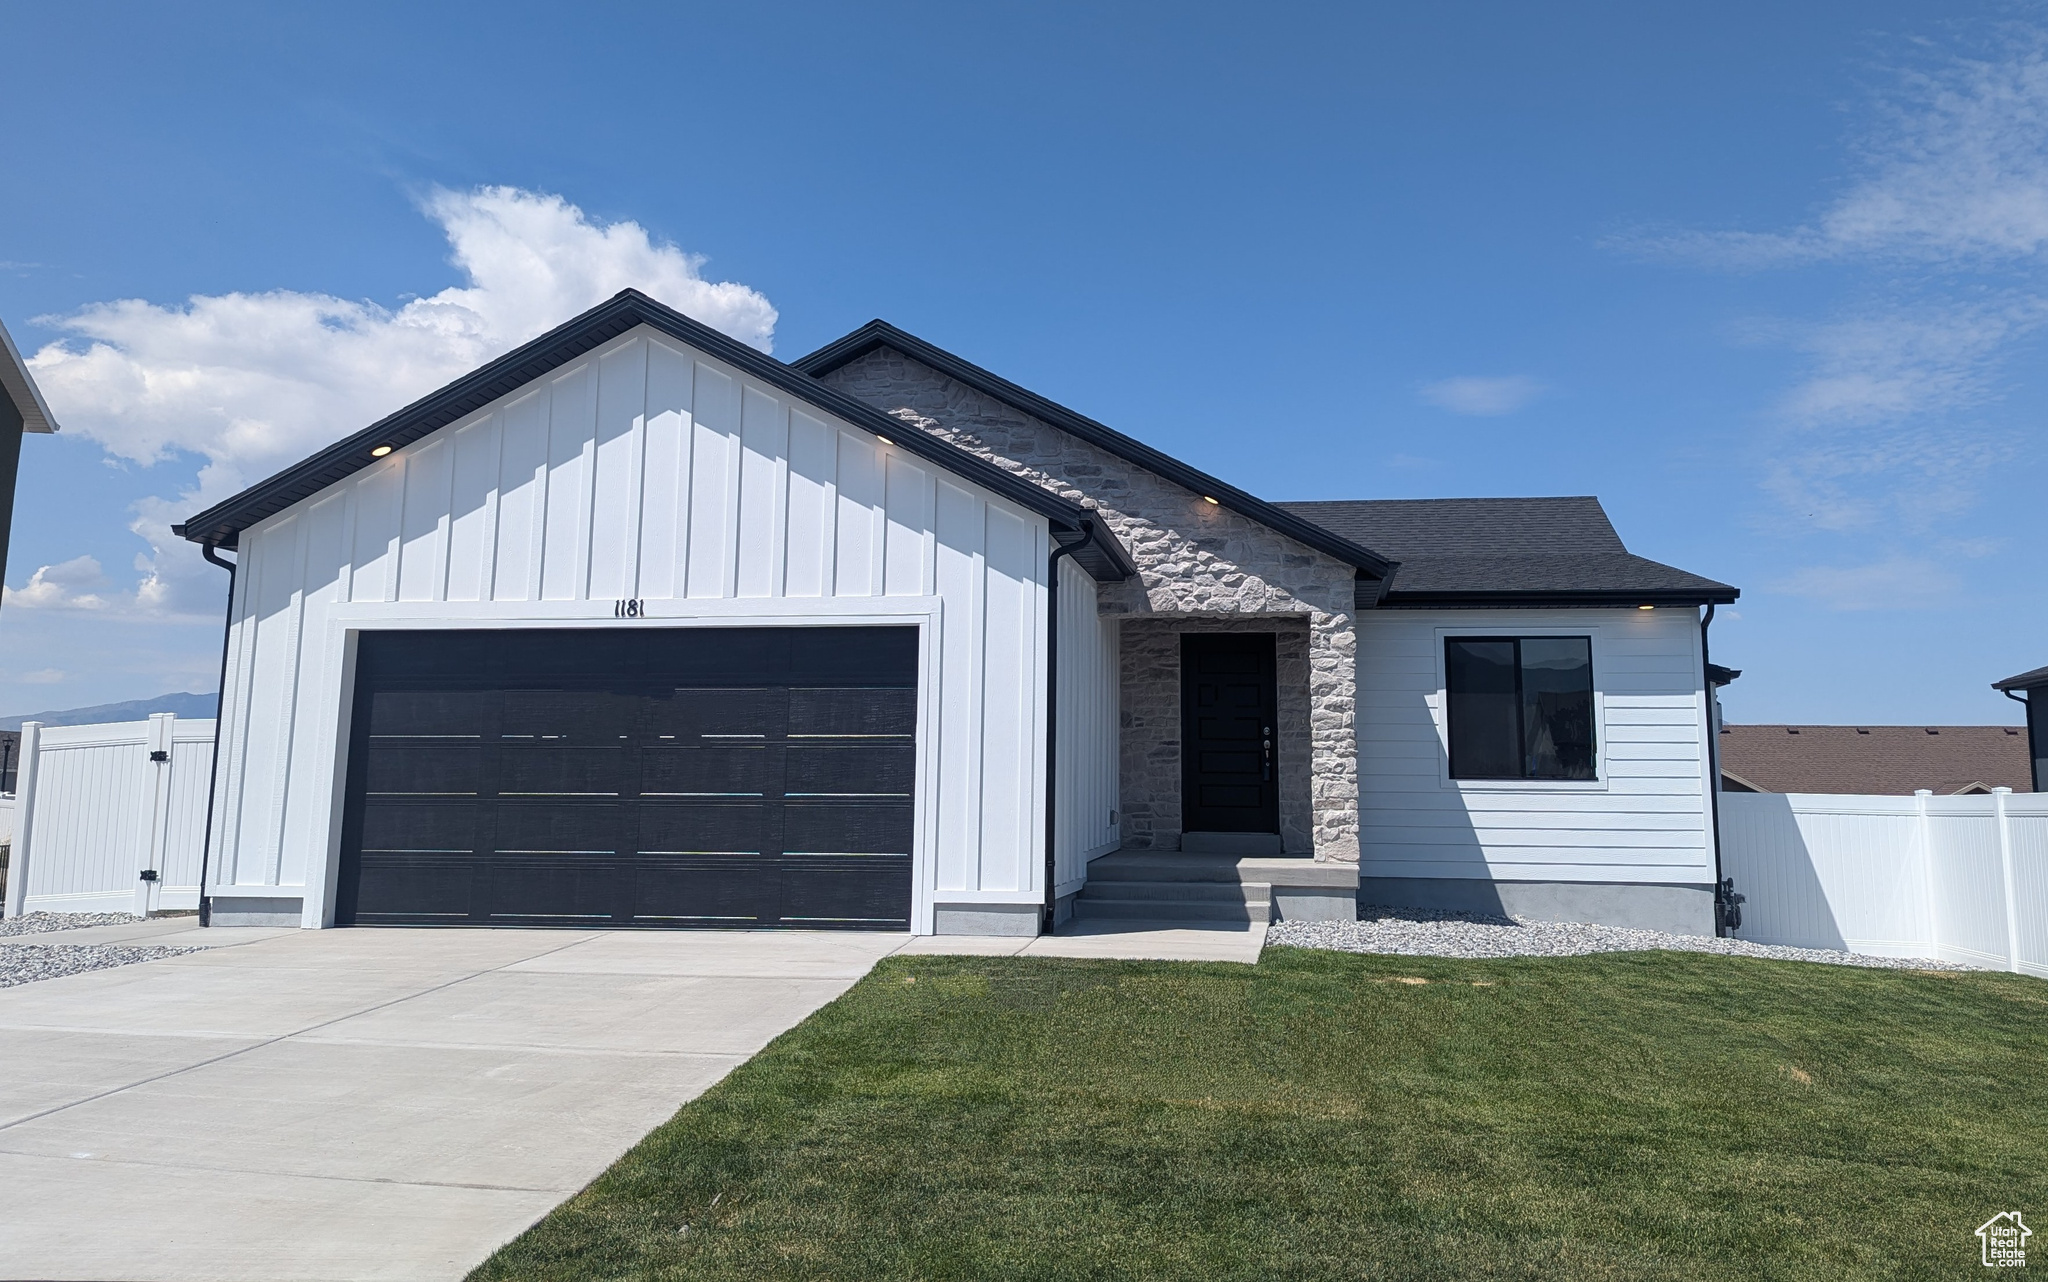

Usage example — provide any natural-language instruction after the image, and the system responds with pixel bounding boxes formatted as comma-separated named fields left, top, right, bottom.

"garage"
left=335, top=625, right=917, bottom=930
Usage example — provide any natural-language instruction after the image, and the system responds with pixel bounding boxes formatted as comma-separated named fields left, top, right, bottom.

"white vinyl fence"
left=0, top=715, right=218, bottom=919
left=1721, top=788, right=2048, bottom=975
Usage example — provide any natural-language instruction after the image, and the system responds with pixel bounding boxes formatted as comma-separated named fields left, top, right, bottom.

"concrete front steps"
left=1071, top=852, right=1358, bottom=925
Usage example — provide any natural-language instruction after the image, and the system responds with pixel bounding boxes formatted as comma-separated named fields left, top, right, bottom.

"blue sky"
left=0, top=0, right=2041, bottom=725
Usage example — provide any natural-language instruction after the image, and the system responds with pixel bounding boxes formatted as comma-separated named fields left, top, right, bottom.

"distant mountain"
left=0, top=692, right=219, bottom=731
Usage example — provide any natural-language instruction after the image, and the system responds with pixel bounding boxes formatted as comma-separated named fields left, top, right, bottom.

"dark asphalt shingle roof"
left=1994, top=665, right=2048, bottom=692
left=1277, top=497, right=1737, bottom=605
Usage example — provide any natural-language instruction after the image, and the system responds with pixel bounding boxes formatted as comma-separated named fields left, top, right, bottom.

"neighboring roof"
left=174, top=292, right=1131, bottom=581
left=1717, top=724, right=2032, bottom=795
left=1277, top=496, right=1738, bottom=606
left=1994, top=665, right=2048, bottom=692
left=792, top=320, right=1393, bottom=579
left=0, top=317, right=59, bottom=434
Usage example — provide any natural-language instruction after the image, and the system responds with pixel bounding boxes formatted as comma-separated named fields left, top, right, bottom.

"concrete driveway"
left=0, top=924, right=911, bottom=1282
left=0, top=916, right=1263, bottom=1281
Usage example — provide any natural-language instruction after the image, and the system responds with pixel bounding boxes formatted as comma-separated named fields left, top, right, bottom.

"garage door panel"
left=498, top=746, right=629, bottom=797
left=364, top=689, right=495, bottom=736
left=364, top=744, right=485, bottom=796
left=637, top=800, right=777, bottom=855
left=484, top=854, right=628, bottom=922
left=340, top=626, right=918, bottom=930
left=352, top=853, right=474, bottom=922
left=638, top=746, right=777, bottom=797
left=785, top=744, right=914, bottom=797
left=645, top=687, right=786, bottom=740
left=783, top=800, right=913, bottom=854
left=359, top=799, right=479, bottom=853
left=788, top=687, right=916, bottom=738
left=778, top=855, right=912, bottom=926
left=491, top=801, right=622, bottom=853
left=630, top=856, right=776, bottom=924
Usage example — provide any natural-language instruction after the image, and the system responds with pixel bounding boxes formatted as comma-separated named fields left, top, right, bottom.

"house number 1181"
left=613, top=599, right=646, bottom=618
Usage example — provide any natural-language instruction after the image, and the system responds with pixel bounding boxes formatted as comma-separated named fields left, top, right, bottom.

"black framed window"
left=1445, top=637, right=1596, bottom=780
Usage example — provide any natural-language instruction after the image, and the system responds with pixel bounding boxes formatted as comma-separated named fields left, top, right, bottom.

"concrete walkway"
left=0, top=918, right=1263, bottom=1281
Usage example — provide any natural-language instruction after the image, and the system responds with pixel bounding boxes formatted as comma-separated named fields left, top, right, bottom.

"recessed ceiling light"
left=875, top=435, right=893, bottom=446
left=1637, top=604, right=1655, bottom=610
left=1202, top=496, right=1220, bottom=505
left=370, top=445, right=393, bottom=458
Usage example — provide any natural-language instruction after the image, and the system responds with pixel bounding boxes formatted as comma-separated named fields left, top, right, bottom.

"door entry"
left=1180, top=632, right=1280, bottom=834
left=335, top=625, right=917, bottom=929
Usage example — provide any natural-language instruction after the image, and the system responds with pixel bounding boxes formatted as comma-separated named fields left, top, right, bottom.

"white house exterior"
left=172, top=291, right=1737, bottom=935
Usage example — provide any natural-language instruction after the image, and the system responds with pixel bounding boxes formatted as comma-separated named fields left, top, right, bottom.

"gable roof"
left=0, top=317, right=59, bottom=434
left=173, top=291, right=1132, bottom=581
left=1717, top=723, right=2030, bottom=795
left=1277, top=497, right=1738, bottom=606
left=792, top=320, right=1394, bottom=579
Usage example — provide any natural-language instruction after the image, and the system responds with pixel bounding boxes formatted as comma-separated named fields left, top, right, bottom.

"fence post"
left=1995, top=787, right=2021, bottom=974
left=4, top=723, right=44, bottom=919
left=1915, top=789, right=1936, bottom=959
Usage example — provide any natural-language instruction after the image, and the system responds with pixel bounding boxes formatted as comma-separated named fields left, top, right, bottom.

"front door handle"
left=1262, top=725, right=1271, bottom=782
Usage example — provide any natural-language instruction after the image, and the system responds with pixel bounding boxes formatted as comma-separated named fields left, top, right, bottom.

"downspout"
left=1042, top=523, right=1090, bottom=935
left=195, top=541, right=237, bottom=927
left=2003, top=688, right=2039, bottom=793
left=1700, top=604, right=1739, bottom=936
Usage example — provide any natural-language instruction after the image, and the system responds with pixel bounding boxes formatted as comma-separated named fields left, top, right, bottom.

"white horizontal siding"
left=1357, top=607, right=1714, bottom=885
left=210, top=325, right=1053, bottom=929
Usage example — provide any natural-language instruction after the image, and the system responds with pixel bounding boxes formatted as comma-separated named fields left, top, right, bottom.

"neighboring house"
left=1995, top=665, right=2047, bottom=793
left=1718, top=724, right=2031, bottom=795
left=0, top=317, right=60, bottom=638
left=172, top=291, right=1737, bottom=935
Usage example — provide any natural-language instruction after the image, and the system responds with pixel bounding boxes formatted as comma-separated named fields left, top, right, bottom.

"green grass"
left=471, top=948, right=2048, bottom=1281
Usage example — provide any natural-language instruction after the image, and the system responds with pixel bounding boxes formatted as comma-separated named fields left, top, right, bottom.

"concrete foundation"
left=1358, top=877, right=1717, bottom=936
left=933, top=903, right=1043, bottom=936
left=207, top=897, right=304, bottom=928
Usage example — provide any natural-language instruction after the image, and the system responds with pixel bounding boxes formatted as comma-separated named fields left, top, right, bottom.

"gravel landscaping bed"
left=0, top=942, right=200, bottom=988
left=0, top=911, right=146, bottom=937
left=1269, top=906, right=1974, bottom=971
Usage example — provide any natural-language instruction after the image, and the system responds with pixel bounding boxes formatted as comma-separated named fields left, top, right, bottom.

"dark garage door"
left=335, top=626, right=916, bottom=929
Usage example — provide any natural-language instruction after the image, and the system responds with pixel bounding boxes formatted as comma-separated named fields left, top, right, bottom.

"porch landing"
left=1072, top=853, right=1359, bottom=925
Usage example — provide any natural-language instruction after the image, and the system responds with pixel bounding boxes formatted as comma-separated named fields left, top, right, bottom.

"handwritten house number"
left=613, top=599, right=646, bottom=618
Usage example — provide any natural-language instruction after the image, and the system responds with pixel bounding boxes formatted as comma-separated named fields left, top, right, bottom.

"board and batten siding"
left=207, top=324, right=1063, bottom=930
left=1053, top=565, right=1120, bottom=897
left=1356, top=607, right=1715, bottom=886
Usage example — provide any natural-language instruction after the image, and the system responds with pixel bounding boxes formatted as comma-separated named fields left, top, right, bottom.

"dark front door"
left=1180, top=632, right=1279, bottom=834
left=335, top=625, right=916, bottom=930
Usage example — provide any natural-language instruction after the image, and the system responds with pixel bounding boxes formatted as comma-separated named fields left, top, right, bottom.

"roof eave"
left=1378, top=586, right=1739, bottom=609
left=0, top=317, right=60, bottom=434
left=793, top=321, right=1395, bottom=578
left=176, top=292, right=1094, bottom=550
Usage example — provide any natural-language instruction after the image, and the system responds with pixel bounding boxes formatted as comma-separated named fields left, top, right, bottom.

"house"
left=0, top=317, right=61, bottom=632
left=1719, top=724, right=2032, bottom=795
left=1995, top=665, right=2047, bottom=792
left=172, top=290, right=1737, bottom=935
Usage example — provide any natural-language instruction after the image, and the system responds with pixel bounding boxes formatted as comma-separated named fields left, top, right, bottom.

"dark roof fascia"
left=1993, top=665, right=2048, bottom=692
left=1376, top=587, right=1738, bottom=609
left=793, top=321, right=1395, bottom=579
left=175, top=291, right=1121, bottom=576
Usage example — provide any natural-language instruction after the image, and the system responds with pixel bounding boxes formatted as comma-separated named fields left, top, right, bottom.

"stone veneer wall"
left=818, top=348, right=1361, bottom=861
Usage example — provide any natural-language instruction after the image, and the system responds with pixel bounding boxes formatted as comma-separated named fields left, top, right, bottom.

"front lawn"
left=472, top=947, right=2046, bottom=1280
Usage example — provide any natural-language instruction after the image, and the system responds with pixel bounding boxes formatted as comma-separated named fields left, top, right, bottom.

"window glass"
left=1518, top=638, right=1595, bottom=779
left=1446, top=639, right=1519, bottom=779
left=1445, top=637, right=1596, bottom=780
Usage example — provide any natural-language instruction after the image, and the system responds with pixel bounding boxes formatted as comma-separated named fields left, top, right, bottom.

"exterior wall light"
left=370, top=445, right=393, bottom=458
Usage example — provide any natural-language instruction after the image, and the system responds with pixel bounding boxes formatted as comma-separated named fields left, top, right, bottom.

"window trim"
left=1433, top=626, right=1608, bottom=792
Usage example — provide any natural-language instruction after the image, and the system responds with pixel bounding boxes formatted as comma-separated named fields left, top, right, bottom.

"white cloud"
left=1418, top=375, right=1544, bottom=416
left=1622, top=33, right=2048, bottom=267
left=3, top=556, right=110, bottom=611
left=1773, top=557, right=1958, bottom=611
left=21, top=669, right=65, bottom=685
left=18, top=186, right=777, bottom=621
